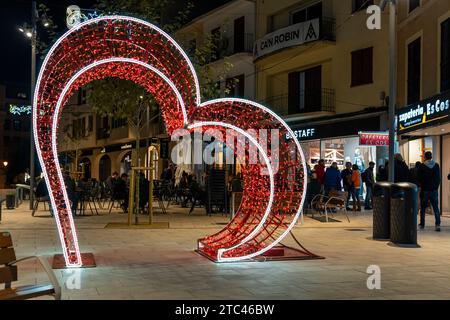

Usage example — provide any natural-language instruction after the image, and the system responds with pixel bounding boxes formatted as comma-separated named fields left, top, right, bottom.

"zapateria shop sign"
left=397, top=91, right=450, bottom=134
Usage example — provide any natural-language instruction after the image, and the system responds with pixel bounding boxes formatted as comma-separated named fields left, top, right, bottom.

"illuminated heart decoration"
left=33, top=16, right=307, bottom=267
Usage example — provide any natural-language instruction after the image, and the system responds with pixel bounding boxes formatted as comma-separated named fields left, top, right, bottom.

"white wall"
left=442, top=135, right=450, bottom=214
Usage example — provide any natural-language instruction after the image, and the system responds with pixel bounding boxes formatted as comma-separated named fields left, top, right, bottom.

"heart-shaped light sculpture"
left=33, top=16, right=307, bottom=267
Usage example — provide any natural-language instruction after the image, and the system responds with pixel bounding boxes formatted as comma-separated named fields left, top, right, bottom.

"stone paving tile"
left=2, top=202, right=450, bottom=299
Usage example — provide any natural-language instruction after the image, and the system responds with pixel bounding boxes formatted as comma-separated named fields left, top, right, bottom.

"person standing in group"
left=105, top=171, right=118, bottom=191
left=409, top=161, right=422, bottom=187
left=324, top=162, right=342, bottom=195
left=418, top=151, right=442, bottom=232
left=351, top=164, right=362, bottom=211
left=314, top=159, right=326, bottom=192
left=377, top=163, right=388, bottom=182
left=362, top=162, right=375, bottom=210
left=341, top=162, right=353, bottom=210
left=385, top=153, right=410, bottom=183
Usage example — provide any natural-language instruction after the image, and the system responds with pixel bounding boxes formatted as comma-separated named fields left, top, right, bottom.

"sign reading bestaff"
left=254, top=19, right=320, bottom=59
left=397, top=91, right=450, bottom=134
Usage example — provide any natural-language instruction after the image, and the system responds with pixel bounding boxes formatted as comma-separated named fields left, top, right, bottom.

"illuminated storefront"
left=286, top=109, right=388, bottom=171
left=397, top=90, right=450, bottom=215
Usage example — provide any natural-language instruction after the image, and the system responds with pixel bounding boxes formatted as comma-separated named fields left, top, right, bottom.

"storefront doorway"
left=120, top=151, right=132, bottom=176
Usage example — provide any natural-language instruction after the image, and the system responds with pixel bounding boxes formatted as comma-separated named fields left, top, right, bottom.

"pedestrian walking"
left=341, top=162, right=353, bottom=210
left=418, top=152, right=442, bottom=231
left=363, top=161, right=375, bottom=210
left=351, top=164, right=362, bottom=211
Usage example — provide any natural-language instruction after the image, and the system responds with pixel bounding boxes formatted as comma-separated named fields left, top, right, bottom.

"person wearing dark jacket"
left=385, top=154, right=410, bottom=182
left=363, top=162, right=375, bottom=210
left=324, top=162, right=342, bottom=195
left=409, top=162, right=422, bottom=187
left=418, top=152, right=441, bottom=231
left=377, top=163, right=388, bottom=182
left=341, top=162, right=353, bottom=210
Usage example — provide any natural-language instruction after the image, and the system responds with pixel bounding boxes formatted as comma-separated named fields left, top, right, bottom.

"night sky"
left=0, top=0, right=231, bottom=87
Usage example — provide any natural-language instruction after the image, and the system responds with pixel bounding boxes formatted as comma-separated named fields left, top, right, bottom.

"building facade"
left=176, top=0, right=256, bottom=100
left=57, top=88, right=165, bottom=182
left=0, top=84, right=31, bottom=187
left=396, top=0, right=450, bottom=214
left=254, top=0, right=391, bottom=172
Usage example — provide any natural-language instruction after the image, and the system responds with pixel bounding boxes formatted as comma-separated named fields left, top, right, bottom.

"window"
left=72, top=117, right=87, bottom=138
left=211, top=27, right=221, bottom=61
left=292, top=2, right=322, bottom=24
left=4, top=119, right=10, bottom=130
left=88, top=115, right=94, bottom=132
left=351, top=47, right=373, bottom=87
left=13, top=119, right=22, bottom=131
left=407, top=37, right=421, bottom=104
left=233, top=16, right=245, bottom=53
left=288, top=65, right=322, bottom=114
left=226, top=74, right=245, bottom=98
left=267, top=15, right=274, bottom=33
left=112, top=117, right=127, bottom=129
left=408, top=0, right=420, bottom=13
left=441, top=18, right=450, bottom=92
left=353, top=0, right=374, bottom=13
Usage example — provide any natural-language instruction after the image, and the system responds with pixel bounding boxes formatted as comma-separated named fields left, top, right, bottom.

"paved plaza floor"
left=1, top=201, right=450, bottom=300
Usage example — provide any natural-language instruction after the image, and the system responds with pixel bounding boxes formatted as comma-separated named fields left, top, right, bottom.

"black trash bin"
left=390, top=182, right=419, bottom=247
left=373, top=182, right=393, bottom=240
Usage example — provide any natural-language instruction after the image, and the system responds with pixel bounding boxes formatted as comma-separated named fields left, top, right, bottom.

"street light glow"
left=18, top=27, right=24, bottom=33
left=25, top=31, right=32, bottom=38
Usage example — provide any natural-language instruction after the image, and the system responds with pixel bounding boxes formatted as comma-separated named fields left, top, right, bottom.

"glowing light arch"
left=33, top=15, right=307, bottom=267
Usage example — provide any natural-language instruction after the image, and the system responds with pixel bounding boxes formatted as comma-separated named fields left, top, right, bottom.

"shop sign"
left=397, top=92, right=450, bottom=134
left=9, top=104, right=32, bottom=115
left=359, top=131, right=389, bottom=146
left=254, top=19, right=319, bottom=59
left=286, top=128, right=316, bottom=140
left=121, top=144, right=132, bottom=150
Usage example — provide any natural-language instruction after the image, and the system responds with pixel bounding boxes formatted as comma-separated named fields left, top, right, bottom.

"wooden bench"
left=0, top=232, right=61, bottom=300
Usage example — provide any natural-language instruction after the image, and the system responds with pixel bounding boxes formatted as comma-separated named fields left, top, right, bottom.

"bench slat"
left=0, top=284, right=55, bottom=300
left=0, top=248, right=16, bottom=265
left=0, top=232, right=13, bottom=248
left=0, top=266, right=17, bottom=284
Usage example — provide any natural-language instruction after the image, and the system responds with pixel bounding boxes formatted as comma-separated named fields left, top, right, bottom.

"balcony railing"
left=261, top=88, right=335, bottom=116
left=96, top=127, right=110, bottom=140
left=321, top=18, right=336, bottom=42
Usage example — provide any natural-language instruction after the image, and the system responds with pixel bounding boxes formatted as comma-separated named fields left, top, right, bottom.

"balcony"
left=320, top=18, right=336, bottom=42
left=96, top=127, right=110, bottom=140
left=208, top=33, right=254, bottom=63
left=261, top=88, right=335, bottom=116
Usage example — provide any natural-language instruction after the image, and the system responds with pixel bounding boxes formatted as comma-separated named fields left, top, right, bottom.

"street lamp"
left=3, top=162, right=8, bottom=168
left=380, top=0, right=397, bottom=183
left=17, top=1, right=51, bottom=209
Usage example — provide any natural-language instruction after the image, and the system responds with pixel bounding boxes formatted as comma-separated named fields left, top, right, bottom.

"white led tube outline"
left=33, top=15, right=307, bottom=265
left=188, top=121, right=274, bottom=262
